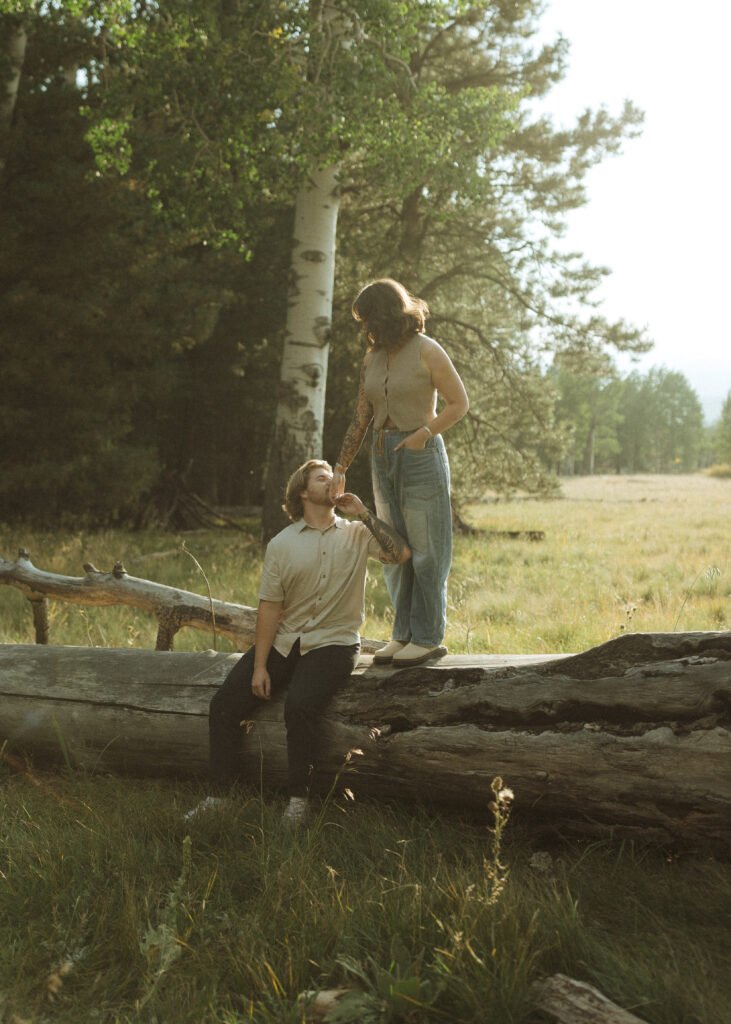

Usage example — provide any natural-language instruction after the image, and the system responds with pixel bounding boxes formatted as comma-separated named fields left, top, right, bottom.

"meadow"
left=0, top=474, right=729, bottom=1023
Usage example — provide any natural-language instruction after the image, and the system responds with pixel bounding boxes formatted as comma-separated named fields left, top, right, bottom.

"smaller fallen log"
left=488, top=529, right=545, bottom=541
left=0, top=550, right=384, bottom=653
left=450, top=503, right=544, bottom=540
left=530, top=974, right=649, bottom=1024
left=0, top=548, right=255, bottom=651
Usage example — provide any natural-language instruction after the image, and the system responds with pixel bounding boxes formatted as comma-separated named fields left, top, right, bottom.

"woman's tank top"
left=364, top=334, right=437, bottom=430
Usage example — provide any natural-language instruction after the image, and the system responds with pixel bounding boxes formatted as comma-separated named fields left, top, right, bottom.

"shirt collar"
left=296, top=515, right=344, bottom=533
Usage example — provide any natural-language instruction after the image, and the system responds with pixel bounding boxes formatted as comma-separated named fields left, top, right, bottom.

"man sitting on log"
left=186, top=459, right=411, bottom=826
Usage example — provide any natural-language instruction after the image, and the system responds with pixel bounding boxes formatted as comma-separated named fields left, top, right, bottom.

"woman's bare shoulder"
left=418, top=334, right=450, bottom=364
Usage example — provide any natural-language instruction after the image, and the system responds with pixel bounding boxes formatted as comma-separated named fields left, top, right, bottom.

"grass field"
left=1, top=474, right=728, bottom=654
left=0, top=474, right=729, bottom=1023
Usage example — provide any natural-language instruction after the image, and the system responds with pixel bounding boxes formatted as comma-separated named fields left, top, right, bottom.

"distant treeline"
left=551, top=366, right=730, bottom=476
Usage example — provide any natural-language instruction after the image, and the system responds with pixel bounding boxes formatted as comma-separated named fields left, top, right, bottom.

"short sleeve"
left=258, top=540, right=285, bottom=602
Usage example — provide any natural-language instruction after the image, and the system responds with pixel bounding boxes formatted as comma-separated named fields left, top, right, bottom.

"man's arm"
left=252, top=599, right=283, bottom=699
left=335, top=493, right=411, bottom=565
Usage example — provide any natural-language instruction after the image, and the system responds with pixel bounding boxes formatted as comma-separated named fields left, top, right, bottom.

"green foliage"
left=0, top=4, right=298, bottom=522
left=327, top=2, right=649, bottom=495
left=1, top=1, right=657, bottom=523
left=0, top=26, right=161, bottom=521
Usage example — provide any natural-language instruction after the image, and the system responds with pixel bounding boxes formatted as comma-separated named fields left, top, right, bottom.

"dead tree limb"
left=0, top=548, right=256, bottom=650
left=0, top=550, right=384, bottom=653
left=530, top=974, right=650, bottom=1024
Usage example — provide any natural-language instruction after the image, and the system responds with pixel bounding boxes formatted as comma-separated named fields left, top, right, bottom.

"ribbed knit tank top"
left=364, top=333, right=437, bottom=431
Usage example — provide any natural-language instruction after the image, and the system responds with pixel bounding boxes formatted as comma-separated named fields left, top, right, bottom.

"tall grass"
left=1, top=771, right=728, bottom=1023
left=1, top=475, right=729, bottom=1022
left=1, top=474, right=728, bottom=653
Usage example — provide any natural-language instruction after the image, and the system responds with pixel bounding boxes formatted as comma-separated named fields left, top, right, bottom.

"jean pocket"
left=402, top=447, right=444, bottom=500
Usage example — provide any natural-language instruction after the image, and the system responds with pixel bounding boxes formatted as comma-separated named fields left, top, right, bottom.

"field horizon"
left=1, top=473, right=728, bottom=656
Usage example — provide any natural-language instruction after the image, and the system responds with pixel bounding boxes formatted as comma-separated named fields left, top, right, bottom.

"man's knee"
left=284, top=691, right=313, bottom=724
left=209, top=685, right=229, bottom=719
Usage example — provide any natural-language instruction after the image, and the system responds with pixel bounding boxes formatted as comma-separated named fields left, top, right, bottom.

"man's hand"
left=334, top=492, right=367, bottom=518
left=251, top=665, right=271, bottom=700
left=336, top=495, right=411, bottom=564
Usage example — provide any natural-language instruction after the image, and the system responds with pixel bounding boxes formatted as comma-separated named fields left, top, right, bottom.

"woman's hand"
left=394, top=427, right=430, bottom=451
left=330, top=465, right=346, bottom=498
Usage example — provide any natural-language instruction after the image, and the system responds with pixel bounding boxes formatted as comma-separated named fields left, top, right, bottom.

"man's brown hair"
left=283, top=459, right=332, bottom=521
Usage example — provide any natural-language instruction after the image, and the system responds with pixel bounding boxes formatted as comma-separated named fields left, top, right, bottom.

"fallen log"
left=1, top=631, right=729, bottom=847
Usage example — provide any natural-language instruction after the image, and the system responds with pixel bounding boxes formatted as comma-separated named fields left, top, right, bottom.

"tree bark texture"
left=0, top=548, right=257, bottom=651
left=0, top=18, right=26, bottom=130
left=2, top=631, right=729, bottom=847
left=529, top=974, right=649, bottom=1024
left=261, top=163, right=342, bottom=542
left=0, top=549, right=384, bottom=653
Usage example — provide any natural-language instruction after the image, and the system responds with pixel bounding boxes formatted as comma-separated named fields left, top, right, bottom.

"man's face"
left=301, top=467, right=335, bottom=508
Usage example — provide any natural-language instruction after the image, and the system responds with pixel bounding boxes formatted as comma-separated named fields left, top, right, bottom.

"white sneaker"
left=183, top=796, right=230, bottom=822
left=282, top=796, right=308, bottom=827
left=392, top=643, right=448, bottom=667
left=373, top=640, right=408, bottom=664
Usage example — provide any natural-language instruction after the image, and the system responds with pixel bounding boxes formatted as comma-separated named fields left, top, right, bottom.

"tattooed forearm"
left=336, top=361, right=373, bottom=469
left=361, top=512, right=411, bottom=564
left=337, top=416, right=370, bottom=469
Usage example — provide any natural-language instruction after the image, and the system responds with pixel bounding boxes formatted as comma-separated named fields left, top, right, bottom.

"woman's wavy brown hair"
left=282, top=459, right=331, bottom=522
left=352, top=279, right=429, bottom=351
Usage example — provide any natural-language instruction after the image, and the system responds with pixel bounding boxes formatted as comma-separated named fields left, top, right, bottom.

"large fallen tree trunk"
left=1, top=631, right=729, bottom=847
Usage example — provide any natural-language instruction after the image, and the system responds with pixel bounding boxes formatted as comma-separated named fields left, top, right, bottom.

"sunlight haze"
left=534, top=0, right=730, bottom=422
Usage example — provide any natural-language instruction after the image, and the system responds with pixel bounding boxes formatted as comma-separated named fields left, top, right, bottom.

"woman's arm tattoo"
left=361, top=512, right=410, bottom=564
left=337, top=361, right=373, bottom=469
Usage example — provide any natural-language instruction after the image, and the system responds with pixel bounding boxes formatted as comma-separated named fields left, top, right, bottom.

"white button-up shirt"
left=258, top=516, right=381, bottom=655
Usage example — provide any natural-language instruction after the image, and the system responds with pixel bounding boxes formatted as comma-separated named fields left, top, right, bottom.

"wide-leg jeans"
left=371, top=429, right=452, bottom=647
left=209, top=640, right=359, bottom=796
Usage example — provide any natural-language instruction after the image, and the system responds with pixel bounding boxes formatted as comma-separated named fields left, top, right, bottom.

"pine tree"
left=715, top=392, right=731, bottom=465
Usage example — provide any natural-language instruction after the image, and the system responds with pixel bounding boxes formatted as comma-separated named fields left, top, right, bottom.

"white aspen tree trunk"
left=0, top=19, right=27, bottom=178
left=261, top=162, right=341, bottom=540
left=0, top=20, right=26, bottom=128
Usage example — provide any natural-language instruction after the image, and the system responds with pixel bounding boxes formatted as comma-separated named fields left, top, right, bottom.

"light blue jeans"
left=371, top=429, right=452, bottom=647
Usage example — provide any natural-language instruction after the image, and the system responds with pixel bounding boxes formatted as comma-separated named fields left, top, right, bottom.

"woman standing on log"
left=331, top=279, right=469, bottom=667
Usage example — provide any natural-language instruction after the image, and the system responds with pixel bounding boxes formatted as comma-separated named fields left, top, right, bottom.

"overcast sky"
left=532, top=0, right=730, bottom=423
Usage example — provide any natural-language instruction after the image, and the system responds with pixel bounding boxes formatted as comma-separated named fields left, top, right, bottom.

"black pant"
left=209, top=640, right=359, bottom=797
